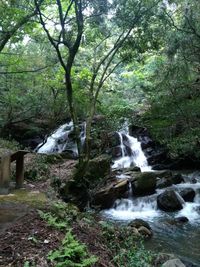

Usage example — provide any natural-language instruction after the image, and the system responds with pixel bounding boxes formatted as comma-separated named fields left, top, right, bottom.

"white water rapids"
left=112, top=132, right=151, bottom=172
left=36, top=121, right=86, bottom=155
left=105, top=132, right=200, bottom=225
left=36, top=123, right=200, bottom=225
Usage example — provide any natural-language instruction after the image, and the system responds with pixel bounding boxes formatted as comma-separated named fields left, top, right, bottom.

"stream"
left=104, top=132, right=200, bottom=265
left=36, top=123, right=200, bottom=264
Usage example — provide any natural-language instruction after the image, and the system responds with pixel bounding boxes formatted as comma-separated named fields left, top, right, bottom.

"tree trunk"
left=65, top=72, right=83, bottom=165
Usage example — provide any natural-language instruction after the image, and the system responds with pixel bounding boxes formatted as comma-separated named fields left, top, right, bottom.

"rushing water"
left=112, top=132, right=151, bottom=172
left=35, top=123, right=200, bottom=264
left=36, top=121, right=86, bottom=155
left=106, top=131, right=200, bottom=265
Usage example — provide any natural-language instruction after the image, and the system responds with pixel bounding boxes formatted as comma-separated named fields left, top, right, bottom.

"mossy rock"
left=131, top=172, right=157, bottom=196
left=92, top=178, right=129, bottom=209
left=85, top=154, right=111, bottom=182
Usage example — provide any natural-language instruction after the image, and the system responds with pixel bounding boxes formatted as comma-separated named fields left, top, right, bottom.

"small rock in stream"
left=162, top=258, right=186, bottom=267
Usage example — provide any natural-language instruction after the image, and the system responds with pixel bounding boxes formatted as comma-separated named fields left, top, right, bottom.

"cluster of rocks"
left=128, top=218, right=153, bottom=239
left=92, top=169, right=196, bottom=214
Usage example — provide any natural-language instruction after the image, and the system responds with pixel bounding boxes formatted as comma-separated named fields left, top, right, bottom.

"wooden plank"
left=10, top=150, right=29, bottom=162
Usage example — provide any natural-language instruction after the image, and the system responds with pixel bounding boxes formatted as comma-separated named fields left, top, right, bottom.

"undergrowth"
left=38, top=202, right=98, bottom=267
left=99, top=221, right=154, bottom=267
left=48, top=230, right=98, bottom=267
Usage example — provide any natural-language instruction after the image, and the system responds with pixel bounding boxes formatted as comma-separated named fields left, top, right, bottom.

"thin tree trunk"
left=65, top=72, right=82, bottom=164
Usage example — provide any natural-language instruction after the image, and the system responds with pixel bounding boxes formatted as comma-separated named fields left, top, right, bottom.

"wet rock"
left=152, top=164, right=169, bottom=170
left=137, top=226, right=152, bottom=238
left=147, top=150, right=168, bottom=165
left=171, top=174, right=184, bottom=184
left=191, top=177, right=197, bottom=184
left=166, top=216, right=189, bottom=225
left=61, top=150, right=78, bottom=159
left=125, top=166, right=141, bottom=172
left=131, top=170, right=172, bottom=194
left=157, top=189, right=183, bottom=212
left=156, top=178, right=173, bottom=189
left=124, top=145, right=132, bottom=157
left=128, top=219, right=151, bottom=230
left=122, top=133, right=130, bottom=146
left=129, top=125, right=149, bottom=138
left=128, top=219, right=153, bottom=238
left=156, top=172, right=184, bottom=189
left=111, top=146, right=123, bottom=159
left=162, top=258, right=186, bottom=267
left=140, top=136, right=154, bottom=149
left=91, top=178, right=129, bottom=209
left=155, top=170, right=172, bottom=178
left=131, top=172, right=157, bottom=196
left=154, top=254, right=176, bottom=267
left=174, top=216, right=189, bottom=223
left=179, top=188, right=195, bottom=202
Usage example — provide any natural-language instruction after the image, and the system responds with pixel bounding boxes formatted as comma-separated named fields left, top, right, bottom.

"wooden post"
left=0, top=154, right=11, bottom=194
left=16, top=155, right=24, bottom=189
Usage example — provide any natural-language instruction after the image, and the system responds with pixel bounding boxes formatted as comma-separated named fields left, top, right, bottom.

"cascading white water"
left=107, top=131, right=200, bottom=224
left=36, top=121, right=86, bottom=155
left=112, top=132, right=151, bottom=172
left=105, top=172, right=200, bottom=223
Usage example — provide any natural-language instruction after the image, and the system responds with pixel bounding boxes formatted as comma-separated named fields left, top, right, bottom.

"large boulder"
left=91, top=178, right=129, bottom=209
left=179, top=188, right=195, bottom=202
left=157, top=190, right=184, bottom=212
left=131, top=172, right=157, bottom=196
left=84, top=154, right=111, bottom=181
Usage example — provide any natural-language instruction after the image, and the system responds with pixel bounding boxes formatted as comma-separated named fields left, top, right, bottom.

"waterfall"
left=112, top=132, right=151, bottom=172
left=36, top=121, right=86, bottom=155
left=107, top=132, right=200, bottom=225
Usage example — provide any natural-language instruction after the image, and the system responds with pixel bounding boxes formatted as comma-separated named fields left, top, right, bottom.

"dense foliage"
left=0, top=0, right=200, bottom=161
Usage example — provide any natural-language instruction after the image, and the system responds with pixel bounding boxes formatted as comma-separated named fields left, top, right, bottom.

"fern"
left=48, top=230, right=98, bottom=267
left=38, top=210, right=68, bottom=230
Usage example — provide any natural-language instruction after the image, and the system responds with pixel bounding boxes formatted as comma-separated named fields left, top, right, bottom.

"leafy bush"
left=0, top=138, right=21, bottom=151
left=48, top=230, right=98, bottom=267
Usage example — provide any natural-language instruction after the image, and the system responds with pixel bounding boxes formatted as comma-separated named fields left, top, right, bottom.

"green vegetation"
left=1, top=2, right=200, bottom=263
left=38, top=202, right=154, bottom=267
left=1, top=0, right=199, bottom=163
left=48, top=231, right=98, bottom=267
left=100, top=221, right=154, bottom=267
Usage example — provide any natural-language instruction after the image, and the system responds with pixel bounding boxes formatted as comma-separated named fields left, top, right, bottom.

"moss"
left=0, top=189, right=48, bottom=208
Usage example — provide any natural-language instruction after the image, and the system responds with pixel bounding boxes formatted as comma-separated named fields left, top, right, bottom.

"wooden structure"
left=0, top=150, right=29, bottom=194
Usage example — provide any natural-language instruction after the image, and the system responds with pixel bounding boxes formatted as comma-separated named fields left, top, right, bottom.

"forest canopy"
left=0, top=0, right=200, bottom=161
